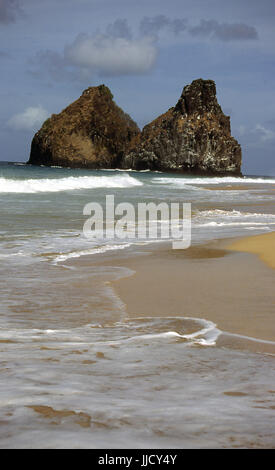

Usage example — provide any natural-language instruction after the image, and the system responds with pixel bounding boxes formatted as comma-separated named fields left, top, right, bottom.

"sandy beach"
left=110, top=232, right=275, bottom=349
left=1, top=162, right=275, bottom=448
left=227, top=231, right=275, bottom=269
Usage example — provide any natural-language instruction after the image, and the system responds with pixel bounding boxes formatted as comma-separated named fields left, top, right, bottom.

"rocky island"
left=28, top=79, right=242, bottom=175
left=28, top=85, right=140, bottom=169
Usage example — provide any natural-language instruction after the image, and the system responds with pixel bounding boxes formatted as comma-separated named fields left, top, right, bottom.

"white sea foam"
left=0, top=316, right=221, bottom=347
left=197, top=209, right=275, bottom=218
left=197, top=221, right=274, bottom=228
left=222, top=331, right=275, bottom=346
left=124, top=325, right=220, bottom=346
left=54, top=243, right=132, bottom=264
left=193, top=209, right=275, bottom=231
left=0, top=174, right=143, bottom=193
left=178, top=317, right=221, bottom=346
left=101, top=168, right=162, bottom=173
left=0, top=251, right=28, bottom=259
left=106, top=316, right=222, bottom=347
left=152, top=176, right=275, bottom=186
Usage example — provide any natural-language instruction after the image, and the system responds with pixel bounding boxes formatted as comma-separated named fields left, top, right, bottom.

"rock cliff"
left=28, top=85, right=140, bottom=169
left=28, top=79, right=242, bottom=175
left=121, top=79, right=242, bottom=175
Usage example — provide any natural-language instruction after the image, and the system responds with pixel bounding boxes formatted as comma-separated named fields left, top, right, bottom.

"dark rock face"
left=121, top=79, right=242, bottom=175
left=28, top=79, right=242, bottom=175
left=28, top=85, right=140, bottom=169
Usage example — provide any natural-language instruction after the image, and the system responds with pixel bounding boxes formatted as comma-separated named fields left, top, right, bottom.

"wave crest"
left=152, top=176, right=275, bottom=186
left=0, top=174, right=143, bottom=193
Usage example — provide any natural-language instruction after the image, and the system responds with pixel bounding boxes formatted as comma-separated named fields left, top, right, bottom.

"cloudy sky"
left=1, top=0, right=275, bottom=175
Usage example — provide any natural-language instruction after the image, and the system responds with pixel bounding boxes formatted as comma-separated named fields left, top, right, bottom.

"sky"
left=0, top=0, right=275, bottom=175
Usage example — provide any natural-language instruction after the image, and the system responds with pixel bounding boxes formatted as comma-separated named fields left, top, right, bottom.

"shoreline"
left=107, top=232, right=275, bottom=350
left=227, top=231, right=275, bottom=270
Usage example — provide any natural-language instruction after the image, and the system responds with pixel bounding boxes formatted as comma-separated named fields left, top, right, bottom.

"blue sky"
left=0, top=0, right=274, bottom=175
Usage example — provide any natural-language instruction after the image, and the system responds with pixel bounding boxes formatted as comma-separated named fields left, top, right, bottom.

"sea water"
left=0, top=161, right=275, bottom=448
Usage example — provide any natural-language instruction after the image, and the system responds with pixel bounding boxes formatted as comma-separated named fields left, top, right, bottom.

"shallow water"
left=0, top=162, right=275, bottom=448
left=1, top=311, right=275, bottom=448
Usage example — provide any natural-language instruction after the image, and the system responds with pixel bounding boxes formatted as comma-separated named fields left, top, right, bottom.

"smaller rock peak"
left=81, top=86, right=94, bottom=96
left=184, top=78, right=216, bottom=92
left=175, top=78, right=221, bottom=116
left=82, top=84, right=113, bottom=100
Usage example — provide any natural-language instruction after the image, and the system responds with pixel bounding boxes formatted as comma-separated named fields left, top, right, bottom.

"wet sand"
left=202, top=184, right=262, bottom=190
left=202, top=184, right=275, bottom=191
left=227, top=231, right=275, bottom=269
left=110, top=234, right=275, bottom=345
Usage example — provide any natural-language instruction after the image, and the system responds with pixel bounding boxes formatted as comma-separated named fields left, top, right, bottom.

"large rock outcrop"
left=28, top=79, right=242, bottom=175
left=28, top=85, right=140, bottom=169
left=121, top=79, right=241, bottom=175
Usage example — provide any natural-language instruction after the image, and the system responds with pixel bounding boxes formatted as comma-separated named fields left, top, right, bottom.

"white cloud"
left=7, top=106, right=50, bottom=131
left=255, top=124, right=275, bottom=142
left=63, top=33, right=157, bottom=76
left=237, top=123, right=275, bottom=147
left=31, top=15, right=260, bottom=84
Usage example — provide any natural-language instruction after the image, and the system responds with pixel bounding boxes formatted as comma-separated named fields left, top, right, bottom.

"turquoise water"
left=0, top=161, right=275, bottom=448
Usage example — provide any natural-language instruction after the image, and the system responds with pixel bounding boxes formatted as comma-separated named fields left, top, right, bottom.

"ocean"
left=0, top=161, right=275, bottom=448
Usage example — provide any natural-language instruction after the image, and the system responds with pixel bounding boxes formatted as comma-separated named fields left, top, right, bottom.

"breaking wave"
left=0, top=174, right=143, bottom=193
left=152, top=176, right=275, bottom=187
left=193, top=209, right=275, bottom=229
left=53, top=243, right=132, bottom=264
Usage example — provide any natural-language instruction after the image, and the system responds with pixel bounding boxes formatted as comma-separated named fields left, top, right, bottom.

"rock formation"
left=122, top=79, right=242, bottom=175
left=28, top=79, right=242, bottom=175
left=28, top=85, right=140, bottom=169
